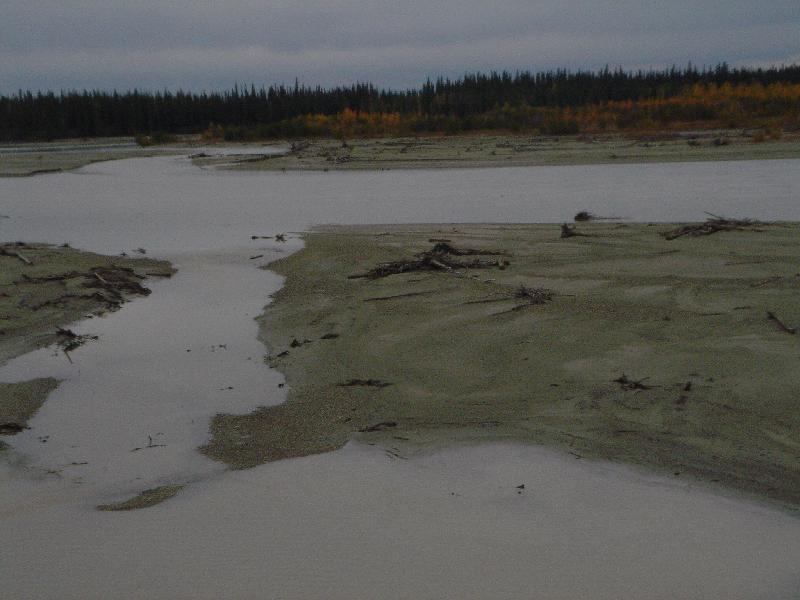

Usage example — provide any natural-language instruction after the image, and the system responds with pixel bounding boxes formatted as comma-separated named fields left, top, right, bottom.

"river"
left=1, top=152, right=799, bottom=599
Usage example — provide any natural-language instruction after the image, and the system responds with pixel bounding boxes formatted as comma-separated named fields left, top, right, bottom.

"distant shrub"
left=765, top=123, right=783, bottom=140
left=134, top=131, right=177, bottom=146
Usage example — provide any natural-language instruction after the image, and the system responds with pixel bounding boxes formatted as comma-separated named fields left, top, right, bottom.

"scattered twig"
left=0, top=247, right=32, bottom=264
left=363, top=290, right=437, bottom=302
left=339, top=379, right=392, bottom=388
left=676, top=381, right=692, bottom=407
left=766, top=311, right=796, bottom=334
left=662, top=215, right=762, bottom=240
left=514, top=285, right=552, bottom=304
left=560, top=223, right=589, bottom=238
left=613, top=374, right=653, bottom=390
left=359, top=421, right=397, bottom=432
left=349, top=242, right=510, bottom=279
left=492, top=285, right=554, bottom=315
left=750, top=276, right=781, bottom=288
left=0, top=423, right=27, bottom=434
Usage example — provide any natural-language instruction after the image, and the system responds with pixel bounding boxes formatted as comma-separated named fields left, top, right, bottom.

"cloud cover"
left=1, top=0, right=798, bottom=93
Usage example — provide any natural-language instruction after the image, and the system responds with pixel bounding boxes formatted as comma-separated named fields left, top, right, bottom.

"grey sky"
left=1, top=1, right=798, bottom=93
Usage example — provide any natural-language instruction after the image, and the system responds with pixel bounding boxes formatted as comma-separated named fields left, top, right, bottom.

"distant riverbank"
left=2, top=129, right=799, bottom=176
left=195, top=130, right=800, bottom=172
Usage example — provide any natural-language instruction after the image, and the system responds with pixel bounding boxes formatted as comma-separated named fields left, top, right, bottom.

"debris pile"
left=17, top=265, right=159, bottom=313
left=339, top=379, right=392, bottom=388
left=514, top=284, right=552, bottom=305
left=55, top=327, right=98, bottom=354
left=662, top=214, right=762, bottom=240
left=348, top=242, right=510, bottom=280
left=560, top=223, right=590, bottom=238
left=613, top=374, right=652, bottom=390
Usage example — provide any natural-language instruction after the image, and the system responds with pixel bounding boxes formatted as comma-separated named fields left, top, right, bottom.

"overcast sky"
left=1, top=0, right=798, bottom=94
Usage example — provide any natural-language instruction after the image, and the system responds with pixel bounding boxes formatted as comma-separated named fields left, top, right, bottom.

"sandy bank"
left=195, top=131, right=800, bottom=172
left=0, top=139, right=180, bottom=177
left=0, top=243, right=172, bottom=442
left=203, top=222, right=800, bottom=508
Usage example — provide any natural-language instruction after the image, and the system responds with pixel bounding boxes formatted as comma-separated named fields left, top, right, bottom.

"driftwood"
left=339, top=379, right=392, bottom=388
left=358, top=421, right=397, bottom=432
left=767, top=311, right=796, bottom=334
left=662, top=214, right=762, bottom=240
left=0, top=423, right=27, bottom=434
left=613, top=374, right=652, bottom=390
left=20, top=266, right=153, bottom=313
left=560, top=224, right=589, bottom=238
left=0, top=247, right=32, bottom=264
left=427, top=242, right=509, bottom=257
left=491, top=285, right=554, bottom=315
left=85, top=267, right=151, bottom=297
left=514, top=285, right=552, bottom=305
left=363, top=290, right=437, bottom=302
left=574, top=211, right=621, bottom=222
left=26, top=292, right=118, bottom=312
left=55, top=327, right=98, bottom=354
left=349, top=242, right=510, bottom=280
left=675, top=381, right=692, bottom=407
left=750, top=276, right=781, bottom=288
left=19, top=271, right=85, bottom=283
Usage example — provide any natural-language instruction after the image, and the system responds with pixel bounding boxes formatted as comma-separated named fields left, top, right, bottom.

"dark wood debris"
left=348, top=242, right=510, bottom=280
left=339, top=379, right=392, bottom=388
left=613, top=374, right=653, bottom=390
left=358, top=421, right=397, bottom=432
left=0, top=423, right=27, bottom=434
left=767, top=311, right=796, bottom=334
left=55, top=327, right=98, bottom=353
left=560, top=223, right=589, bottom=238
left=662, top=214, right=762, bottom=240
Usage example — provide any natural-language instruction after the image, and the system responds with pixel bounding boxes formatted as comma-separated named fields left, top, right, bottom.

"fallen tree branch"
left=613, top=374, right=653, bottom=390
left=767, top=311, right=796, bottom=334
left=0, top=247, right=32, bottom=264
left=349, top=242, right=510, bottom=279
left=561, top=223, right=590, bottom=238
left=662, top=215, right=762, bottom=240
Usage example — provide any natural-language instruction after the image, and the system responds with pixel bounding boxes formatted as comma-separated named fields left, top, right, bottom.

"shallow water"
left=2, top=443, right=799, bottom=600
left=1, top=153, right=799, bottom=599
left=0, top=249, right=290, bottom=496
left=2, top=155, right=800, bottom=255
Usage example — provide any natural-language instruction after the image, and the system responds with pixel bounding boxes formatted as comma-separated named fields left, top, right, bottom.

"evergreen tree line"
left=1, top=63, right=799, bottom=141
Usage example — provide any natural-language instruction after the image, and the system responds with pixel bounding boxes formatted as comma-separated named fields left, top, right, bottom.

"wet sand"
left=0, top=243, right=172, bottom=443
left=4, top=441, right=800, bottom=600
left=0, top=139, right=175, bottom=177
left=196, top=131, right=800, bottom=172
left=204, top=222, right=800, bottom=508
